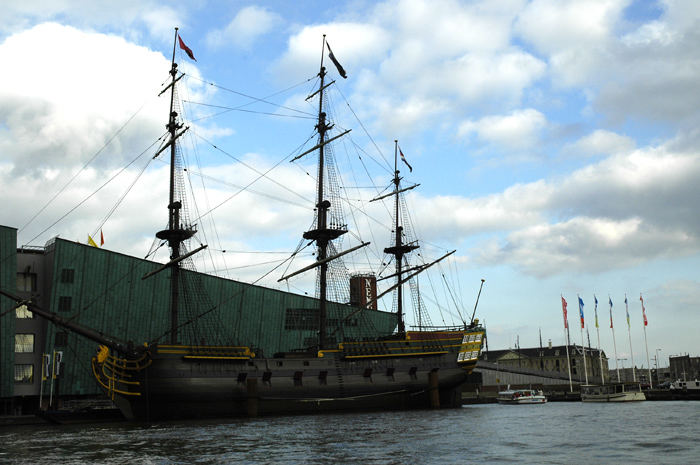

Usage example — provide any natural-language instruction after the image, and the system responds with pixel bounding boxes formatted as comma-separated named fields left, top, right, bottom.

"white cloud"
left=206, top=6, right=282, bottom=50
left=458, top=109, right=547, bottom=148
left=0, top=23, right=171, bottom=174
left=276, top=0, right=545, bottom=137
left=515, top=0, right=627, bottom=87
left=406, top=141, right=700, bottom=276
left=516, top=0, right=624, bottom=54
left=0, top=0, right=187, bottom=43
left=563, top=129, right=635, bottom=157
left=276, top=22, right=390, bottom=79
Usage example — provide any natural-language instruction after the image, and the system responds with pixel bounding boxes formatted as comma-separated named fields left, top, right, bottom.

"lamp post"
left=655, top=349, right=662, bottom=385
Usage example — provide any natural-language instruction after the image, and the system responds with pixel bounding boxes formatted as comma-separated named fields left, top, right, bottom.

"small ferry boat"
left=581, top=383, right=646, bottom=402
left=670, top=379, right=700, bottom=391
left=497, top=388, right=547, bottom=404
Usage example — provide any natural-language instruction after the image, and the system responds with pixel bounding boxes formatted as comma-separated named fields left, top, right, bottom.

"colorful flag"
left=578, top=296, right=585, bottom=328
left=640, top=294, right=648, bottom=326
left=399, top=146, right=413, bottom=172
left=178, top=35, right=196, bottom=61
left=326, top=42, right=347, bottom=78
left=625, top=295, right=630, bottom=327
left=561, top=296, right=568, bottom=329
left=594, top=295, right=599, bottom=328
left=609, top=296, right=614, bottom=328
left=87, top=235, right=99, bottom=248
left=100, top=229, right=105, bottom=246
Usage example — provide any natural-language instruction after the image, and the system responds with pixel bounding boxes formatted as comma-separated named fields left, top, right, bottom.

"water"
left=1, top=402, right=698, bottom=464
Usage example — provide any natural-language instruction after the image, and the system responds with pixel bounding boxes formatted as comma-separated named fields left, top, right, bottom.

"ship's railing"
left=91, top=346, right=150, bottom=399
left=155, top=344, right=255, bottom=360
left=322, top=333, right=461, bottom=359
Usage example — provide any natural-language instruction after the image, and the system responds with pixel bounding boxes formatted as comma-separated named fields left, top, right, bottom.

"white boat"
left=581, top=383, right=646, bottom=402
left=497, top=388, right=547, bottom=404
left=670, top=379, right=700, bottom=390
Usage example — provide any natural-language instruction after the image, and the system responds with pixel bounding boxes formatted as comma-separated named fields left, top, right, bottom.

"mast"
left=383, top=140, right=419, bottom=336
left=155, top=28, right=194, bottom=344
left=610, top=296, right=621, bottom=382
left=578, top=294, right=589, bottom=385
left=641, top=294, right=652, bottom=388
left=561, top=296, right=573, bottom=392
left=594, top=295, right=604, bottom=384
left=625, top=294, right=636, bottom=382
left=301, top=35, right=347, bottom=350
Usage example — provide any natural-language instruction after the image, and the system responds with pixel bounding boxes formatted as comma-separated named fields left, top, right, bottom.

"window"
left=14, top=364, right=34, bottom=384
left=58, top=296, right=72, bottom=312
left=15, top=304, right=34, bottom=319
left=15, top=334, right=35, bottom=353
left=55, top=332, right=68, bottom=347
left=60, top=268, right=75, bottom=283
left=285, top=308, right=318, bottom=330
left=16, top=273, right=37, bottom=292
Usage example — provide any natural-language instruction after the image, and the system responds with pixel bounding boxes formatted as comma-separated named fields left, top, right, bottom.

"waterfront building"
left=481, top=343, right=610, bottom=385
left=670, top=355, right=700, bottom=381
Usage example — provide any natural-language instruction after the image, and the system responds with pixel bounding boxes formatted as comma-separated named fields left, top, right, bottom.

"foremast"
left=154, top=28, right=194, bottom=345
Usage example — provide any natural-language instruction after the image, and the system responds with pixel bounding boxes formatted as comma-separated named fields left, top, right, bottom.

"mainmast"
left=301, top=35, right=347, bottom=350
left=384, top=141, right=419, bottom=336
left=155, top=28, right=193, bottom=344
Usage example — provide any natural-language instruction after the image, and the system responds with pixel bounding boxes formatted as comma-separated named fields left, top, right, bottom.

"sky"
left=1, top=0, right=698, bottom=371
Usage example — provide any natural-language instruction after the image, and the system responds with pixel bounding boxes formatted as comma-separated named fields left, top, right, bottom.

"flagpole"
left=625, top=294, right=636, bottom=382
left=641, top=294, right=652, bottom=388
left=609, top=296, right=620, bottom=382
left=561, top=295, right=573, bottom=392
left=594, top=295, right=604, bottom=384
left=172, top=27, right=178, bottom=65
left=578, top=295, right=588, bottom=385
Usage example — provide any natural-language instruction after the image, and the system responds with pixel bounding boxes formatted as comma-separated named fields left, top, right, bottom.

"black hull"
left=103, top=351, right=475, bottom=421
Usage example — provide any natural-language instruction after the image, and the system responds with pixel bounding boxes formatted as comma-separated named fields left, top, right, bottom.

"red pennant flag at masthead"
left=178, top=35, right=196, bottom=61
left=640, top=294, right=648, bottom=326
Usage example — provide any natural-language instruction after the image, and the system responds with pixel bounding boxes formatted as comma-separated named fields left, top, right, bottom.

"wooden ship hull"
left=93, top=330, right=485, bottom=420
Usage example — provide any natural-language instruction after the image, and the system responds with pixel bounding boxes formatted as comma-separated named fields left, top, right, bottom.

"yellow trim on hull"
left=345, top=350, right=449, bottom=359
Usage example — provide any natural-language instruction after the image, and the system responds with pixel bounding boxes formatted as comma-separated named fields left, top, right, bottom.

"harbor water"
left=1, top=401, right=698, bottom=464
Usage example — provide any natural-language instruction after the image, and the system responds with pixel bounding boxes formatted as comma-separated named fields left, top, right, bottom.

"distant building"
left=481, top=343, right=609, bottom=385
left=607, top=366, right=651, bottom=385
left=670, top=355, right=700, bottom=381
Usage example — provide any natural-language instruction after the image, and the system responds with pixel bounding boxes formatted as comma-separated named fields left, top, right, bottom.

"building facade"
left=481, top=343, right=610, bottom=385
left=670, top=355, right=700, bottom=381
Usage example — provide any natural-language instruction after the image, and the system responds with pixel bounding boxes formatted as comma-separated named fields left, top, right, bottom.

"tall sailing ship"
left=1, top=31, right=485, bottom=420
